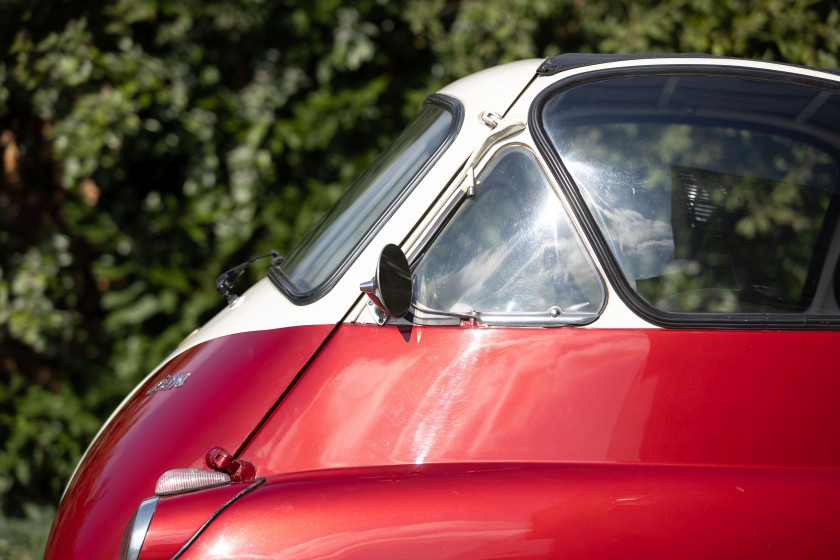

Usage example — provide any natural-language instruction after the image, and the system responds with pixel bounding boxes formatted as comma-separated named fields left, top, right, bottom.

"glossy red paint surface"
left=205, top=447, right=257, bottom=482
left=44, top=324, right=333, bottom=560
left=179, top=462, right=840, bottom=559
left=141, top=483, right=249, bottom=560
left=246, top=324, right=840, bottom=472
left=46, top=321, right=840, bottom=558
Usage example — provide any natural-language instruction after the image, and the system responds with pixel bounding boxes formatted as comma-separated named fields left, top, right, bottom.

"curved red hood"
left=45, top=324, right=333, bottom=560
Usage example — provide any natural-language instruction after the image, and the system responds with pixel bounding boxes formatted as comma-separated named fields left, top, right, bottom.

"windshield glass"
left=541, top=75, right=840, bottom=315
left=277, top=102, right=456, bottom=296
left=412, top=146, right=604, bottom=317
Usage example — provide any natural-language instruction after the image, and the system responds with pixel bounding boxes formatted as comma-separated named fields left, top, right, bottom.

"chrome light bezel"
left=119, top=496, right=159, bottom=560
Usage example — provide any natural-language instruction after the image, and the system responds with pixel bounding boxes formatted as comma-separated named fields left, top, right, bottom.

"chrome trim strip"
left=122, top=496, right=159, bottom=560
left=411, top=300, right=598, bottom=327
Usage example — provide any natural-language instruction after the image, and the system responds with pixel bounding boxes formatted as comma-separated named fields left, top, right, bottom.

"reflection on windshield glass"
left=281, top=103, right=454, bottom=294
left=543, top=75, right=840, bottom=314
left=413, top=146, right=604, bottom=315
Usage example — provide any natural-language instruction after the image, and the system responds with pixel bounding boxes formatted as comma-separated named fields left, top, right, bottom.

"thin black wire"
left=170, top=477, right=267, bottom=559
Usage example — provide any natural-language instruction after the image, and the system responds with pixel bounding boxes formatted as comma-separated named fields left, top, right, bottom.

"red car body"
left=46, top=54, right=840, bottom=559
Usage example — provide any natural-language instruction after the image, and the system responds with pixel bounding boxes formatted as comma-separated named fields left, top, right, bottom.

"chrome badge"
left=146, top=372, right=191, bottom=395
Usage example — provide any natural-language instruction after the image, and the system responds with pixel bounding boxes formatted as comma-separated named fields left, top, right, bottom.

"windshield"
left=541, top=74, right=840, bottom=315
left=412, top=146, right=604, bottom=319
left=273, top=100, right=457, bottom=299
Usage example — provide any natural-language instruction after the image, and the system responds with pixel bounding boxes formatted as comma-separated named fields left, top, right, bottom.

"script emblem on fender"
left=146, top=372, right=191, bottom=395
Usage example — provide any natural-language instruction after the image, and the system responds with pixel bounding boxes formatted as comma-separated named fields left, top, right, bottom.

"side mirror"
left=360, top=244, right=412, bottom=319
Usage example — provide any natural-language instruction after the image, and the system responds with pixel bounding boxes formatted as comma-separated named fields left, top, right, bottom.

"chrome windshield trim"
left=477, top=311, right=599, bottom=327
left=411, top=300, right=599, bottom=327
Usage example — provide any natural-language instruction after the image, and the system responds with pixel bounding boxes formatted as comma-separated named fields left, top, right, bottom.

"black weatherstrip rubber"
left=529, top=62, right=840, bottom=330
left=170, top=477, right=267, bottom=559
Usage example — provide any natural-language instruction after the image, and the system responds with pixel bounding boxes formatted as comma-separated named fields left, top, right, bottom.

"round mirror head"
left=376, top=244, right=412, bottom=318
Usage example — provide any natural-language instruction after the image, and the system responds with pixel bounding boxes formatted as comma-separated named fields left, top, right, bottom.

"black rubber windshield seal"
left=536, top=53, right=840, bottom=78
left=530, top=62, right=840, bottom=330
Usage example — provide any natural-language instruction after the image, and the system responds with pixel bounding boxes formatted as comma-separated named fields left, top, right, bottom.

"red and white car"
left=46, top=54, right=840, bottom=559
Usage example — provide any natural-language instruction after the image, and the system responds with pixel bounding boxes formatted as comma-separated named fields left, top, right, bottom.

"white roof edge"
left=437, top=59, right=544, bottom=114
left=541, top=56, right=840, bottom=83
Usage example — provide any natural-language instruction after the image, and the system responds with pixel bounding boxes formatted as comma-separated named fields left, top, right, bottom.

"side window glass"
left=412, top=145, right=604, bottom=322
left=541, top=75, right=840, bottom=315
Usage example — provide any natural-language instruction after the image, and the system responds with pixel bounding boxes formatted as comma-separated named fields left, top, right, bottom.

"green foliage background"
left=0, top=0, right=837, bottom=554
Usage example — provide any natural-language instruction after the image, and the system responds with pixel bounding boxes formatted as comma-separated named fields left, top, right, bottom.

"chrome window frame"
left=402, top=142, right=606, bottom=328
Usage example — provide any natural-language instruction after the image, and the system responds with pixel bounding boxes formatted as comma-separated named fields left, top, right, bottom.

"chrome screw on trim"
left=479, top=111, right=502, bottom=129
